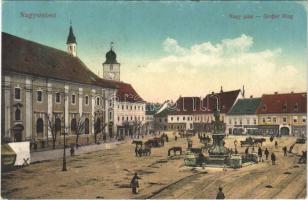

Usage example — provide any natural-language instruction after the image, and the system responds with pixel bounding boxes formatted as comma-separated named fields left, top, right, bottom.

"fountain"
left=183, top=94, right=258, bottom=168
left=206, top=95, right=230, bottom=165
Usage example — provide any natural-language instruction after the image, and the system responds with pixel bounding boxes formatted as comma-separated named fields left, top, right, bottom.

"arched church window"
left=36, top=118, right=44, bottom=138
left=84, top=118, right=90, bottom=134
left=71, top=118, right=77, bottom=133
left=55, top=118, right=61, bottom=134
left=15, top=108, right=21, bottom=121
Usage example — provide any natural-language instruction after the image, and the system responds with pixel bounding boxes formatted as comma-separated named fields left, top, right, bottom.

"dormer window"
left=294, top=103, right=299, bottom=112
left=283, top=103, right=287, bottom=112
left=262, top=104, right=267, bottom=111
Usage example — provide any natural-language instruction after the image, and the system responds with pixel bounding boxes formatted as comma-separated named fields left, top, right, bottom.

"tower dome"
left=104, top=49, right=118, bottom=64
left=104, top=42, right=119, bottom=64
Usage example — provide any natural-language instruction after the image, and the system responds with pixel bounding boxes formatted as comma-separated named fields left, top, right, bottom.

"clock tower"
left=101, top=42, right=120, bottom=81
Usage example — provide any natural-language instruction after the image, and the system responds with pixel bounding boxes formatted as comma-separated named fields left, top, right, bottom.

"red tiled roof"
left=202, top=90, right=241, bottom=114
left=168, top=90, right=240, bottom=115
left=256, top=92, right=307, bottom=114
left=2, top=32, right=117, bottom=89
left=114, top=82, right=145, bottom=103
left=169, top=97, right=202, bottom=115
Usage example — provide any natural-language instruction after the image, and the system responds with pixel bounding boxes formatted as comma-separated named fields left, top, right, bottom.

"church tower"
left=101, top=42, right=120, bottom=81
left=66, top=23, right=77, bottom=57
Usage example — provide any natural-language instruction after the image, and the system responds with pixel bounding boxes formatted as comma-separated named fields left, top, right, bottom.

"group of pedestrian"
left=247, top=145, right=275, bottom=165
left=257, top=147, right=271, bottom=162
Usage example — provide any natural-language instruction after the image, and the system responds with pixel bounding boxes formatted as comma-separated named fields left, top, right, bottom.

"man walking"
left=135, top=146, right=139, bottom=157
left=234, top=139, right=238, bottom=149
left=258, top=147, right=263, bottom=162
left=216, top=186, right=225, bottom=199
left=283, top=146, right=287, bottom=157
left=289, top=144, right=294, bottom=153
left=271, top=152, right=276, bottom=165
left=245, top=147, right=249, bottom=155
left=130, top=172, right=141, bottom=194
left=264, top=148, right=269, bottom=160
left=275, top=141, right=278, bottom=149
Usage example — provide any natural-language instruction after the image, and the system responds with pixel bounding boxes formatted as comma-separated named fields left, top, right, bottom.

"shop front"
left=258, top=125, right=279, bottom=136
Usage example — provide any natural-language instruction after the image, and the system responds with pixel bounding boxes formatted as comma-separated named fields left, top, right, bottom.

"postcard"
left=1, top=1, right=307, bottom=199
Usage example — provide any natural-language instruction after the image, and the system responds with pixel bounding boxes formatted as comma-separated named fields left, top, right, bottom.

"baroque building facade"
left=99, top=42, right=146, bottom=138
left=225, top=97, right=261, bottom=135
left=256, top=92, right=307, bottom=137
left=1, top=25, right=146, bottom=145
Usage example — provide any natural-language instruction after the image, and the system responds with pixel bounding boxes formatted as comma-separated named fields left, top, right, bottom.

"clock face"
left=108, top=72, right=115, bottom=79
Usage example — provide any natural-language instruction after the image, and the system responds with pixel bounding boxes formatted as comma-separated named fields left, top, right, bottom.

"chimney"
left=274, top=92, right=278, bottom=94
left=211, top=91, right=214, bottom=95
left=291, top=91, right=294, bottom=94
left=220, top=86, right=223, bottom=93
left=250, top=95, right=253, bottom=98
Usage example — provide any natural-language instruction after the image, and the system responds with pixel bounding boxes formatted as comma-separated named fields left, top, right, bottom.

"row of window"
left=261, top=116, right=306, bottom=124
left=169, top=116, right=224, bottom=122
left=14, top=88, right=97, bottom=106
left=117, top=116, right=145, bottom=122
left=117, top=104, right=144, bottom=111
left=262, top=103, right=299, bottom=112
left=229, top=118, right=257, bottom=125
left=35, top=117, right=91, bottom=136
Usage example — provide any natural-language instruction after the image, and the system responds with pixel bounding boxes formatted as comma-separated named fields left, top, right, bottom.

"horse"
left=253, top=138, right=266, bottom=146
left=240, top=137, right=254, bottom=147
left=144, top=137, right=163, bottom=148
left=168, top=147, right=182, bottom=156
left=137, top=146, right=151, bottom=157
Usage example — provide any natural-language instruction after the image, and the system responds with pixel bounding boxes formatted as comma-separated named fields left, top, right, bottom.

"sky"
left=2, top=1, right=307, bottom=102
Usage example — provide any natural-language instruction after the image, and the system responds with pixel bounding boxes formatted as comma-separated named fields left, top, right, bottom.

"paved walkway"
left=30, top=135, right=156, bottom=163
left=30, top=140, right=125, bottom=163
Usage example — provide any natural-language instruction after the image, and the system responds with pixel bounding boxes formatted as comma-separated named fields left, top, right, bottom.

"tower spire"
left=66, top=22, right=77, bottom=57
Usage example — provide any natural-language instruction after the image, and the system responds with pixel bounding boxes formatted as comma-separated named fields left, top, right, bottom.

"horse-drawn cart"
left=240, top=137, right=266, bottom=147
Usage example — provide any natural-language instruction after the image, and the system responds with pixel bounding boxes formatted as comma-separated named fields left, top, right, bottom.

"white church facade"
left=2, top=24, right=146, bottom=146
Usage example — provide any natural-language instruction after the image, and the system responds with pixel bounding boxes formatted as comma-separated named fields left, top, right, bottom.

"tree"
left=76, top=114, right=86, bottom=148
left=94, top=117, right=107, bottom=144
left=94, top=117, right=101, bottom=144
left=46, top=114, right=57, bottom=149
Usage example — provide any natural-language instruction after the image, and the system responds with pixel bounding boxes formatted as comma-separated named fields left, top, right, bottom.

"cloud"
left=163, top=37, right=187, bottom=55
left=123, top=34, right=306, bottom=102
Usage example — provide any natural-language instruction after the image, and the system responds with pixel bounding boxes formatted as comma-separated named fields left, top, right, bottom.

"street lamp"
left=62, top=126, right=67, bottom=171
